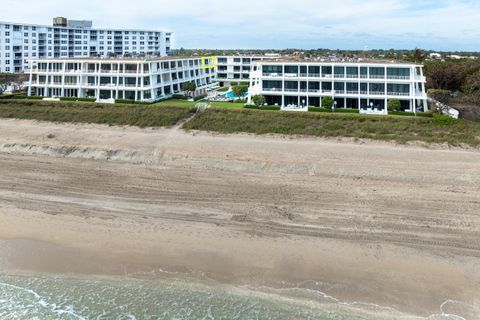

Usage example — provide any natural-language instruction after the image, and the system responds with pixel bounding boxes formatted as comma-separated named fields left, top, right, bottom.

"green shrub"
left=308, top=107, right=330, bottom=113
left=388, top=99, right=401, bottom=112
left=172, top=94, right=189, bottom=100
left=252, top=95, right=266, bottom=107
left=115, top=99, right=136, bottom=104
left=60, top=97, right=96, bottom=102
left=389, top=111, right=415, bottom=116
left=217, top=87, right=229, bottom=92
left=322, top=97, right=334, bottom=109
left=334, top=108, right=359, bottom=114
left=244, top=105, right=280, bottom=111
left=433, top=113, right=459, bottom=126
left=232, top=85, right=248, bottom=98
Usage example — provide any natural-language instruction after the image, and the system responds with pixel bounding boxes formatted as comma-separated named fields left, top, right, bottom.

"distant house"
left=429, top=53, right=442, bottom=60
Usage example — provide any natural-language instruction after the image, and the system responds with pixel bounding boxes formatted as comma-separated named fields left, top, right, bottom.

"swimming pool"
left=223, top=91, right=247, bottom=99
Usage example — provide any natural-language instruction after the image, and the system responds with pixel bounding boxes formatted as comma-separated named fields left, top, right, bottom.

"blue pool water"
left=223, top=91, right=247, bottom=99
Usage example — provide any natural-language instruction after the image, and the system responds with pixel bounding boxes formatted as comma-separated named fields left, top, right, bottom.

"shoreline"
left=0, top=118, right=479, bottom=318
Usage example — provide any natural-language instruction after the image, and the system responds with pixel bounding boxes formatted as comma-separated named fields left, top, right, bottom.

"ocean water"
left=0, top=273, right=393, bottom=320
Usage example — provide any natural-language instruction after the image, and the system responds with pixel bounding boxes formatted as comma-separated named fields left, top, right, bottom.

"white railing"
left=369, top=75, right=385, bottom=79
left=346, top=74, right=358, bottom=79
left=346, top=91, right=358, bottom=94
left=388, top=92, right=409, bottom=96
left=387, top=76, right=410, bottom=80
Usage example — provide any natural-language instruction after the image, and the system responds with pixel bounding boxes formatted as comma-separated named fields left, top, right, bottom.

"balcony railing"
left=334, top=74, right=345, bottom=78
left=263, top=88, right=282, bottom=92
left=346, top=74, right=358, bottom=79
left=263, top=73, right=283, bottom=77
left=322, top=74, right=333, bottom=78
left=387, top=76, right=410, bottom=80
left=387, top=92, right=409, bottom=96
left=309, top=73, right=320, bottom=78
left=369, top=75, right=385, bottom=79
left=284, top=88, right=299, bottom=92
left=369, top=91, right=385, bottom=95
left=308, top=89, right=321, bottom=93
left=346, top=90, right=359, bottom=95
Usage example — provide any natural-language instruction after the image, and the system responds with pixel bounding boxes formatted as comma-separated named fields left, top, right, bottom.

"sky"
left=1, top=0, right=479, bottom=51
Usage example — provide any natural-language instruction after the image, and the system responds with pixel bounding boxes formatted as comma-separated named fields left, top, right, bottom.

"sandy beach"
left=0, top=118, right=479, bottom=318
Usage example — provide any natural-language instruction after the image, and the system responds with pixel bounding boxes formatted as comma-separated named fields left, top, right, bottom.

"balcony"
left=263, top=88, right=282, bottom=92
left=369, top=91, right=385, bottom=95
left=334, top=74, right=345, bottom=79
left=308, top=89, right=321, bottom=93
left=322, top=74, right=333, bottom=78
left=346, top=91, right=359, bottom=95
left=346, top=74, right=358, bottom=79
left=369, top=75, right=385, bottom=79
left=387, top=76, right=411, bottom=80
left=263, top=73, right=283, bottom=77
left=387, top=92, right=410, bottom=96
left=308, top=73, right=320, bottom=78
left=284, top=88, right=299, bottom=92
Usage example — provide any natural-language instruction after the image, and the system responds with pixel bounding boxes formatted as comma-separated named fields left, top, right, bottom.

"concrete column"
left=27, top=62, right=33, bottom=96
left=61, top=61, right=66, bottom=97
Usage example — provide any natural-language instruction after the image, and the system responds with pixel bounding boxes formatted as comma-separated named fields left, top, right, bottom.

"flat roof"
left=259, top=57, right=421, bottom=66
left=0, top=20, right=171, bottom=33
left=30, top=56, right=208, bottom=63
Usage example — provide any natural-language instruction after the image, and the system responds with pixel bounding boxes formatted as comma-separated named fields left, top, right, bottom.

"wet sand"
left=0, top=118, right=479, bottom=318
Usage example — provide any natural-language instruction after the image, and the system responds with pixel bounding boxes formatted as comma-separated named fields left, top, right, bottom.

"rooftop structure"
left=0, top=17, right=173, bottom=73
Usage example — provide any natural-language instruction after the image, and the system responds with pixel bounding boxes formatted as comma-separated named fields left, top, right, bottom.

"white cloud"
left=0, top=0, right=479, bottom=50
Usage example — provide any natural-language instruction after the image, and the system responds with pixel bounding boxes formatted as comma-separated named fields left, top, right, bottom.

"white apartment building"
left=216, top=55, right=279, bottom=86
left=27, top=56, right=217, bottom=102
left=0, top=17, right=172, bottom=73
left=247, top=60, right=428, bottom=113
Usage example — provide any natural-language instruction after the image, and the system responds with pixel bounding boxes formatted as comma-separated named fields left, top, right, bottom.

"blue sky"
left=1, top=0, right=479, bottom=51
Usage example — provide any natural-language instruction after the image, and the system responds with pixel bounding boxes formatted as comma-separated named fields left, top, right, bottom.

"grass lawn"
left=0, top=100, right=195, bottom=128
left=183, top=108, right=480, bottom=147
left=155, top=99, right=245, bottom=109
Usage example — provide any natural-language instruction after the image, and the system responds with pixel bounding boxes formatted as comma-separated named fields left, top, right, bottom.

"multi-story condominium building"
left=27, top=56, right=217, bottom=102
left=0, top=17, right=172, bottom=73
left=216, top=55, right=279, bottom=87
left=247, top=60, right=428, bottom=113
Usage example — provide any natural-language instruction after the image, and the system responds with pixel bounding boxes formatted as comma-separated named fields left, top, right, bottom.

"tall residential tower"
left=0, top=17, right=172, bottom=73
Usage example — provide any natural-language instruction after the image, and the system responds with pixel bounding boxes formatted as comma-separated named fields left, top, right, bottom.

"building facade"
left=28, top=56, right=217, bottom=102
left=0, top=17, right=172, bottom=73
left=216, top=55, right=278, bottom=87
left=247, top=60, right=428, bottom=113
